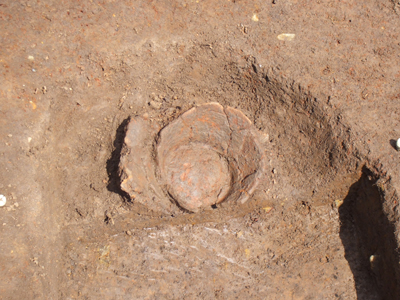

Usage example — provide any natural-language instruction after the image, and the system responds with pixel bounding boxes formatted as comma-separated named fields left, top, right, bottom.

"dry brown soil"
left=1, top=0, right=400, bottom=299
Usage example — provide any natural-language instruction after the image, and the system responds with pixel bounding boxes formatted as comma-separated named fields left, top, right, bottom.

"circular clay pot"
left=156, top=102, right=266, bottom=212
left=120, top=102, right=267, bottom=213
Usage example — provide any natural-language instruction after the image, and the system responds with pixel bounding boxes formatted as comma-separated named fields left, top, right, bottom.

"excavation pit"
left=3, top=2, right=400, bottom=299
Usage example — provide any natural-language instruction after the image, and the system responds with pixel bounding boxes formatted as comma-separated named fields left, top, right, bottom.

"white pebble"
left=277, top=33, right=296, bottom=41
left=251, top=14, right=259, bottom=22
left=396, top=138, right=400, bottom=151
left=0, top=195, right=6, bottom=207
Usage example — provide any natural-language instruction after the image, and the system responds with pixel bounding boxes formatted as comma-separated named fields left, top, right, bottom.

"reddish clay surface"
left=163, top=145, right=231, bottom=211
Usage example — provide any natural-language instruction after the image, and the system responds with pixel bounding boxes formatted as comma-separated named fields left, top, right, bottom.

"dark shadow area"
left=389, top=139, right=397, bottom=151
left=339, top=166, right=400, bottom=300
left=106, top=117, right=131, bottom=200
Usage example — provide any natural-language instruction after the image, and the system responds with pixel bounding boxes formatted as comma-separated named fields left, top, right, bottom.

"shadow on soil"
left=106, top=117, right=131, bottom=200
left=389, top=139, right=397, bottom=151
left=339, top=166, right=400, bottom=300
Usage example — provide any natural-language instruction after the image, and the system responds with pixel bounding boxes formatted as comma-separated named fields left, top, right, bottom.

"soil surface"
left=1, top=0, right=400, bottom=299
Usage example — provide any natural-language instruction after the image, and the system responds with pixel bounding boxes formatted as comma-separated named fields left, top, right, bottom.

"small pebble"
left=334, top=199, right=344, bottom=208
left=32, top=69, right=36, bottom=72
left=396, top=138, right=400, bottom=151
left=0, top=195, right=6, bottom=207
left=251, top=14, right=259, bottom=22
left=149, top=101, right=161, bottom=110
left=277, top=33, right=296, bottom=41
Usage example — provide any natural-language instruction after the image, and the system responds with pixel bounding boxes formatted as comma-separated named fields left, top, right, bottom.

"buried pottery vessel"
left=120, top=103, right=268, bottom=213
